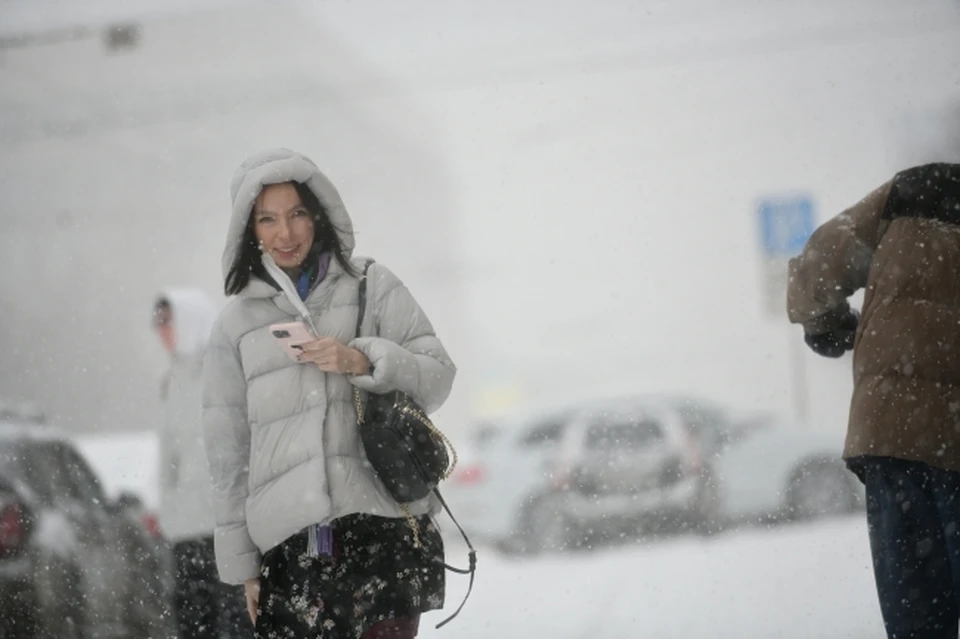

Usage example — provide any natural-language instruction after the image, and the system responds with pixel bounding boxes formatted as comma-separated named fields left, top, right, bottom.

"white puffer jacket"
left=202, top=149, right=456, bottom=584
left=157, top=288, right=218, bottom=543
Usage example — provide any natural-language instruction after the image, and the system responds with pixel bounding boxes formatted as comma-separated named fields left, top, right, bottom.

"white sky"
left=1, top=0, right=959, bottom=434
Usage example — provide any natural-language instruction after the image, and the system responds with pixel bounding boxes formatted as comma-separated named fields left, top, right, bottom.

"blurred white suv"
left=444, top=395, right=863, bottom=554
left=443, top=395, right=719, bottom=554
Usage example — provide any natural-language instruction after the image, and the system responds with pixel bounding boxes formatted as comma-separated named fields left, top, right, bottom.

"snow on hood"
left=33, top=509, right=78, bottom=559
left=223, top=148, right=356, bottom=287
left=156, top=287, right=216, bottom=357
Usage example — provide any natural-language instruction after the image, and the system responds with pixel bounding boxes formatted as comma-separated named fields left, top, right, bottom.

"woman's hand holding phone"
left=296, top=338, right=371, bottom=375
left=269, top=321, right=370, bottom=375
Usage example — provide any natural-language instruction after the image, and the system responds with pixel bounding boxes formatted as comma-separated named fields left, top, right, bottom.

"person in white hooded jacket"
left=153, top=289, right=252, bottom=638
left=202, top=148, right=456, bottom=639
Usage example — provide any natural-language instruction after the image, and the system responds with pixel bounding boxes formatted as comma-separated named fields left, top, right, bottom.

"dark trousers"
left=173, top=536, right=253, bottom=639
left=864, top=458, right=960, bottom=639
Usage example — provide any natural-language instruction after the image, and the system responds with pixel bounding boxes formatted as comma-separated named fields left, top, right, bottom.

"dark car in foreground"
left=0, top=418, right=174, bottom=638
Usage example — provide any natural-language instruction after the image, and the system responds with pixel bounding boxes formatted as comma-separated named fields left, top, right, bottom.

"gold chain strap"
left=353, top=387, right=366, bottom=425
left=401, top=503, right=421, bottom=548
left=396, top=401, right=459, bottom=480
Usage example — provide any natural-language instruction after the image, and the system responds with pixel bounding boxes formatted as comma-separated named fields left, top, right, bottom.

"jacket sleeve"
left=158, top=382, right=179, bottom=491
left=348, top=263, right=456, bottom=414
left=787, top=180, right=893, bottom=334
left=202, top=318, right=261, bottom=584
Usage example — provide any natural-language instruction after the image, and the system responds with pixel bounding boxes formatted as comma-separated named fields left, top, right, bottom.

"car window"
left=585, top=419, right=664, bottom=451
left=470, top=423, right=502, bottom=451
left=673, top=401, right=728, bottom=448
left=41, top=443, right=87, bottom=506
left=58, top=444, right=106, bottom=506
left=518, top=419, right=568, bottom=448
left=0, top=440, right=76, bottom=507
left=0, top=441, right=51, bottom=506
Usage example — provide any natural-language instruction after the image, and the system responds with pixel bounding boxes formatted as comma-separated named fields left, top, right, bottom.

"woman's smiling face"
left=253, top=182, right=316, bottom=272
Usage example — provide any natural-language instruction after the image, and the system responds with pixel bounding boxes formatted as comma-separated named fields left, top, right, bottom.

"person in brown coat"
left=788, top=162, right=960, bottom=639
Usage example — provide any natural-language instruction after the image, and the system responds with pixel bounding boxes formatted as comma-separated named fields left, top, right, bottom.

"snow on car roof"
left=0, top=418, right=72, bottom=443
left=499, top=393, right=692, bottom=429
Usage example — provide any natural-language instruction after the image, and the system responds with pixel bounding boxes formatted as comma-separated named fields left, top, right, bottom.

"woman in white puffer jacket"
left=202, top=148, right=456, bottom=639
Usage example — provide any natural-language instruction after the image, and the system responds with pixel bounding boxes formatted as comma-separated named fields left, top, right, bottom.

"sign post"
left=757, top=195, right=815, bottom=423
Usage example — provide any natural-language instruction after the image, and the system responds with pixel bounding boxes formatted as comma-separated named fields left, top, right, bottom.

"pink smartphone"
left=269, top=321, right=314, bottom=361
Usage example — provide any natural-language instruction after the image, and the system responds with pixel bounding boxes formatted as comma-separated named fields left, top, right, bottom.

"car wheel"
left=1, top=583, right=39, bottom=638
left=31, top=573, right=83, bottom=639
left=788, top=460, right=858, bottom=521
left=517, top=494, right=572, bottom=554
left=119, top=529, right=176, bottom=637
left=36, top=612, right=82, bottom=639
left=686, top=470, right=725, bottom=536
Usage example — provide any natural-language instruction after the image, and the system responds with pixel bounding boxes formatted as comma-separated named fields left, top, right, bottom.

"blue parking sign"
left=758, top=196, right=815, bottom=256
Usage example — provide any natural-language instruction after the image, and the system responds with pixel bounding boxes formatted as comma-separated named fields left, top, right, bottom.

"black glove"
left=804, top=309, right=860, bottom=358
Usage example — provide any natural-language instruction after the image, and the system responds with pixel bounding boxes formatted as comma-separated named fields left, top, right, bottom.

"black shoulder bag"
left=352, top=259, right=477, bottom=629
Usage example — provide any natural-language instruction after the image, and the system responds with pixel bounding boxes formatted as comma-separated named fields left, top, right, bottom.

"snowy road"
left=78, top=432, right=884, bottom=637
left=425, top=516, right=883, bottom=639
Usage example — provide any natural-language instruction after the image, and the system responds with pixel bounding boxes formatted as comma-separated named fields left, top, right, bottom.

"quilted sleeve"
left=202, top=318, right=261, bottom=584
left=348, top=263, right=456, bottom=414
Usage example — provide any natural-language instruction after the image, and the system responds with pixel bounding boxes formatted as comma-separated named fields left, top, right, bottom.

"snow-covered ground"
left=74, top=430, right=883, bottom=637
left=425, top=516, right=882, bottom=639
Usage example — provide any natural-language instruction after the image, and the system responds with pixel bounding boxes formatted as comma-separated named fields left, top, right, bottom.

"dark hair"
left=224, top=181, right=356, bottom=295
left=153, top=298, right=172, bottom=327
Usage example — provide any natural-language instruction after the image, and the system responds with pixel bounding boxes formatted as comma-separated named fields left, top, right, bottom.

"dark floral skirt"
left=255, top=513, right=445, bottom=639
